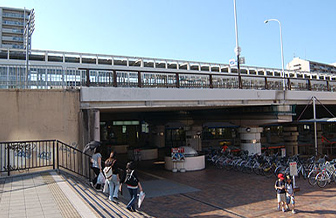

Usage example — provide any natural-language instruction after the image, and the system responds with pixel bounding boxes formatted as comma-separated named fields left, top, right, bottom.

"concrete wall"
left=0, top=89, right=80, bottom=146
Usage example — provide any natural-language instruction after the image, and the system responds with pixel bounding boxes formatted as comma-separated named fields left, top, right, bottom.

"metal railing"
left=1, top=48, right=336, bottom=91
left=0, top=140, right=92, bottom=179
left=1, top=64, right=336, bottom=92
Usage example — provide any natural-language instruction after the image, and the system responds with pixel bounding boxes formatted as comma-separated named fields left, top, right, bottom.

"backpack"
left=103, top=166, right=113, bottom=180
left=125, top=170, right=138, bottom=186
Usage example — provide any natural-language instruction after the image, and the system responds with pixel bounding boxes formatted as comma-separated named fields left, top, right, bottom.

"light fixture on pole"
left=264, top=19, right=286, bottom=92
left=24, top=8, right=35, bottom=89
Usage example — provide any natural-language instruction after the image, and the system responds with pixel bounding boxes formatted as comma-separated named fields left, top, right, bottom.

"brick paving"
left=136, top=161, right=336, bottom=218
left=1, top=162, right=336, bottom=217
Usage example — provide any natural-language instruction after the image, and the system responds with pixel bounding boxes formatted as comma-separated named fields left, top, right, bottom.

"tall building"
left=0, top=7, right=32, bottom=49
left=287, top=57, right=336, bottom=74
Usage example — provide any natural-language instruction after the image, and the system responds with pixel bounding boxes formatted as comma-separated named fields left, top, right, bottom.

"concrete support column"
left=283, top=126, right=299, bottom=156
left=93, top=109, right=100, bottom=141
left=185, top=126, right=202, bottom=152
left=238, top=127, right=263, bottom=155
left=152, top=125, right=165, bottom=148
left=81, top=109, right=100, bottom=146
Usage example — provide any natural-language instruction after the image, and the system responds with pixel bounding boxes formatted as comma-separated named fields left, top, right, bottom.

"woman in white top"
left=90, top=146, right=102, bottom=189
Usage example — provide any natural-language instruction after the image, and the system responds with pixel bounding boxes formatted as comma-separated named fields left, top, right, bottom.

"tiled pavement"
left=0, top=171, right=96, bottom=218
left=1, top=163, right=336, bottom=217
left=136, top=162, right=336, bottom=218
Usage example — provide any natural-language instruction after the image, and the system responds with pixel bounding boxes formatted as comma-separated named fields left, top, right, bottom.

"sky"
left=2, top=0, right=336, bottom=69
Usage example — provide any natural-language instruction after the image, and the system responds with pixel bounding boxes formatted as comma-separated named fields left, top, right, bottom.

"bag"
left=97, top=172, right=105, bottom=184
left=138, top=191, right=145, bottom=208
left=102, top=179, right=109, bottom=194
left=103, top=166, right=113, bottom=180
left=125, top=170, right=138, bottom=186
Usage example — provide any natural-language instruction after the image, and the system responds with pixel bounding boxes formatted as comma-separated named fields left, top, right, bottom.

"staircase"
left=0, top=139, right=153, bottom=217
left=60, top=171, right=152, bottom=218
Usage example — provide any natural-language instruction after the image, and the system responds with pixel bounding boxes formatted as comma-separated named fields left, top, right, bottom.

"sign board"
left=281, top=148, right=286, bottom=157
left=229, top=59, right=236, bottom=66
left=171, top=147, right=185, bottom=162
left=239, top=57, right=245, bottom=64
left=289, top=162, right=298, bottom=176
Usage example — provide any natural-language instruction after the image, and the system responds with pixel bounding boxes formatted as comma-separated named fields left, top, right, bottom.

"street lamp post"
left=233, top=0, right=242, bottom=89
left=264, top=19, right=285, bottom=92
left=24, top=9, right=35, bottom=89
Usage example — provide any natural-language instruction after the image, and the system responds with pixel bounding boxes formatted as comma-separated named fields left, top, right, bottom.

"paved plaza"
left=1, top=162, right=336, bottom=217
left=138, top=162, right=336, bottom=218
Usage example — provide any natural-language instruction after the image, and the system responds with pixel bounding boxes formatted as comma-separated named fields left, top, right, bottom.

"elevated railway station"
left=1, top=48, right=336, bottom=162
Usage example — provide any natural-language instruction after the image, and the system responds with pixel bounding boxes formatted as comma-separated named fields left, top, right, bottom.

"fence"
left=0, top=140, right=92, bottom=179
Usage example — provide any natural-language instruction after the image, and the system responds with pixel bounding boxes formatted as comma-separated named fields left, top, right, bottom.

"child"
left=286, top=175, right=296, bottom=214
left=274, top=173, right=286, bottom=212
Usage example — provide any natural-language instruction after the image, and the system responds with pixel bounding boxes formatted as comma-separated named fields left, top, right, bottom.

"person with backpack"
left=285, top=175, right=296, bottom=214
left=274, top=173, right=286, bottom=212
left=121, top=161, right=143, bottom=212
left=104, top=151, right=120, bottom=202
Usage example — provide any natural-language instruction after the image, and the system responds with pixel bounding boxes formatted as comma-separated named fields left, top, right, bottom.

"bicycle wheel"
left=301, top=168, right=308, bottom=180
left=253, top=163, right=262, bottom=175
left=237, top=161, right=245, bottom=172
left=225, top=161, right=233, bottom=171
left=308, top=170, right=318, bottom=186
left=316, top=172, right=329, bottom=188
left=263, top=165, right=274, bottom=178
left=244, top=164, right=253, bottom=174
left=274, top=166, right=282, bottom=176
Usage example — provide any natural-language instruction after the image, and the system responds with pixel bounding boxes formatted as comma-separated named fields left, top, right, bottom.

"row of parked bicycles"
left=206, top=147, right=336, bottom=188
left=307, top=157, right=336, bottom=188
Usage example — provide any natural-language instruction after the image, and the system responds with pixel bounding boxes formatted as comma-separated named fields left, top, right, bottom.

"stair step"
left=61, top=172, right=148, bottom=218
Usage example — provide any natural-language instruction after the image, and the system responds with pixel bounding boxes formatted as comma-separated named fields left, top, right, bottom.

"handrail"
left=1, top=48, right=336, bottom=91
left=1, top=63, right=335, bottom=92
left=0, top=140, right=92, bottom=180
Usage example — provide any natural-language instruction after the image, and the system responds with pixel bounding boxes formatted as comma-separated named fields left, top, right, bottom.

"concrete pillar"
left=79, top=109, right=90, bottom=147
left=152, top=125, right=165, bottom=148
left=283, top=126, right=299, bottom=156
left=93, top=109, right=100, bottom=142
left=81, top=109, right=100, bottom=145
left=238, top=127, right=263, bottom=155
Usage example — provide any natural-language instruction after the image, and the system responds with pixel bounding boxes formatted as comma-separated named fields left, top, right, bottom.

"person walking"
left=121, top=161, right=143, bottom=212
left=104, top=151, right=120, bottom=202
left=90, top=146, right=102, bottom=189
left=286, top=175, right=296, bottom=214
left=275, top=173, right=286, bottom=212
